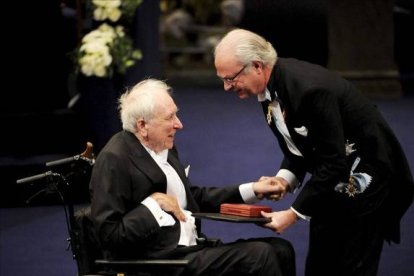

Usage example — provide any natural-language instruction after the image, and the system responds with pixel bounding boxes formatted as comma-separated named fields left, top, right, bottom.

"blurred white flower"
left=79, top=24, right=114, bottom=77
left=93, top=0, right=122, bottom=22
left=76, top=0, right=143, bottom=78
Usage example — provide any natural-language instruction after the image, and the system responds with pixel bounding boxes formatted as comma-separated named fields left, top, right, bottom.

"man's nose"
left=174, top=116, right=183, bottom=129
left=223, top=82, right=233, bottom=91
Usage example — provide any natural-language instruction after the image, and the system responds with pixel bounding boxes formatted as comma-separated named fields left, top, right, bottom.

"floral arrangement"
left=77, top=0, right=143, bottom=78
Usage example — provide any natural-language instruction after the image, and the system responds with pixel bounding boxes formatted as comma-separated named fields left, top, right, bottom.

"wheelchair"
left=17, top=142, right=188, bottom=276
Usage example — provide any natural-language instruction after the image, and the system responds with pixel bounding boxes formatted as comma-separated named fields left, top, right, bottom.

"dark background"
left=1, top=1, right=413, bottom=275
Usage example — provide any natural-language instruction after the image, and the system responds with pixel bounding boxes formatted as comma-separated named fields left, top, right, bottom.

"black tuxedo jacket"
left=90, top=131, right=244, bottom=259
left=262, top=58, right=413, bottom=242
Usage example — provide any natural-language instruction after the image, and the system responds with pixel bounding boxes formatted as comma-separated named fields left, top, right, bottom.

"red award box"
left=220, top=203, right=272, bottom=217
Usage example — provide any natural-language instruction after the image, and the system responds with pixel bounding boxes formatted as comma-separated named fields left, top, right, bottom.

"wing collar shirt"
left=258, top=89, right=303, bottom=157
left=141, top=148, right=197, bottom=246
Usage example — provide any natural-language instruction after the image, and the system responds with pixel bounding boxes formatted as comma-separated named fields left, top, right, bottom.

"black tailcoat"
left=262, top=58, right=413, bottom=243
left=90, top=131, right=244, bottom=259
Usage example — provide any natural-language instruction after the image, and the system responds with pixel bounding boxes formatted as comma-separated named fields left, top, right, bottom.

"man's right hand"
left=150, top=192, right=186, bottom=222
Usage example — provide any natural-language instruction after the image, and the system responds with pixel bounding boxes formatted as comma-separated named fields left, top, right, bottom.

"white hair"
left=215, top=28, right=277, bottom=68
left=118, top=79, right=172, bottom=132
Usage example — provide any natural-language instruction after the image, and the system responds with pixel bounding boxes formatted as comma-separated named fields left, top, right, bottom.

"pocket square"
left=294, top=126, right=308, bottom=136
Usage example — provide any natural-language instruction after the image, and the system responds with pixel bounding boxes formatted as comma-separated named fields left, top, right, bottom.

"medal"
left=267, top=105, right=272, bottom=124
left=345, top=140, right=356, bottom=156
left=346, top=157, right=360, bottom=197
left=345, top=176, right=357, bottom=197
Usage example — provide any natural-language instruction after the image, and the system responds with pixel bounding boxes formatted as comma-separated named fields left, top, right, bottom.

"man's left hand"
left=260, top=209, right=298, bottom=234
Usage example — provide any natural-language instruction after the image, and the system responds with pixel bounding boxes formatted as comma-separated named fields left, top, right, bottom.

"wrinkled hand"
left=254, top=176, right=289, bottom=201
left=150, top=192, right=186, bottom=222
left=260, top=209, right=297, bottom=234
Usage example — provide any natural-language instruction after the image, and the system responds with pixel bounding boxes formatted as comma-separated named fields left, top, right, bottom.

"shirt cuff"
left=141, top=197, right=175, bottom=226
left=290, top=206, right=311, bottom=221
left=277, top=169, right=300, bottom=193
left=239, top=182, right=259, bottom=203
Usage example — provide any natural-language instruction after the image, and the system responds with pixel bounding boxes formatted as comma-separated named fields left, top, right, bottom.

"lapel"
left=267, top=59, right=288, bottom=121
left=123, top=132, right=200, bottom=212
left=266, top=59, right=309, bottom=156
left=266, top=59, right=291, bottom=145
left=124, top=131, right=168, bottom=192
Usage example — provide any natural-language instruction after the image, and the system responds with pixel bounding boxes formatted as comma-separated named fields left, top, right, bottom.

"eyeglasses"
left=220, top=64, right=247, bottom=85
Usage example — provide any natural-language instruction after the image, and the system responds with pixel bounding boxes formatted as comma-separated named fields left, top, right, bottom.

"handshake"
left=253, top=176, right=289, bottom=201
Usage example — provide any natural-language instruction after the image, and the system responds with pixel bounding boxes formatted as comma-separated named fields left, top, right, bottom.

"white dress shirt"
left=258, top=89, right=303, bottom=157
left=141, top=147, right=259, bottom=245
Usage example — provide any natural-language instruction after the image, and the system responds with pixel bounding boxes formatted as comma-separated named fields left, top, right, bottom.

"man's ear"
left=252, top=61, right=263, bottom=70
left=136, top=118, right=147, bottom=136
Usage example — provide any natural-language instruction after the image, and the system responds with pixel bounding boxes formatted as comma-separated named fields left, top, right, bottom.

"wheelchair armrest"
left=95, top=259, right=189, bottom=267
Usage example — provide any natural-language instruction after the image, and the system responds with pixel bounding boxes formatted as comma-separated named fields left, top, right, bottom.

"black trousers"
left=180, top=237, right=295, bottom=276
left=305, top=212, right=384, bottom=276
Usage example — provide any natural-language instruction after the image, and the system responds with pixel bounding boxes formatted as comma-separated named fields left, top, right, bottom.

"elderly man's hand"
left=151, top=192, right=186, bottom=222
left=254, top=176, right=289, bottom=201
